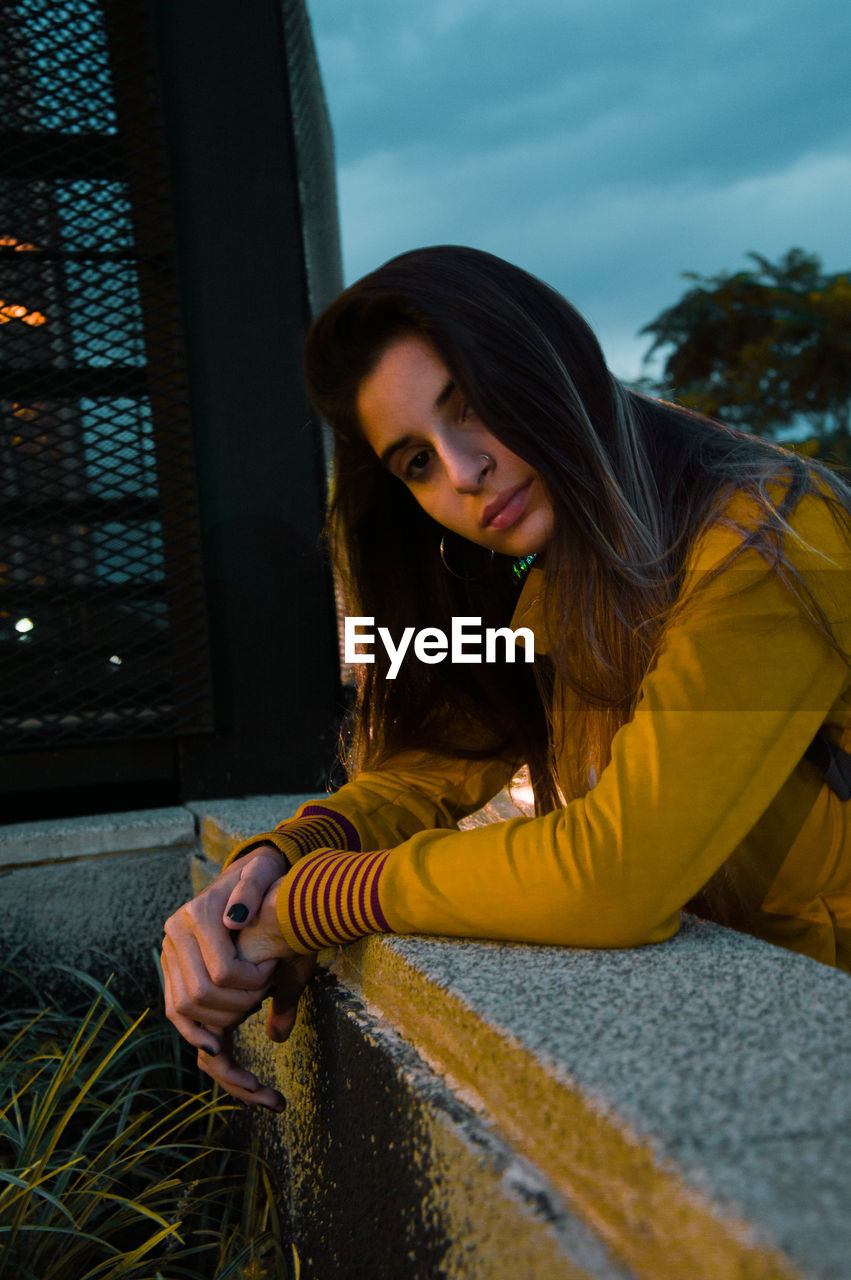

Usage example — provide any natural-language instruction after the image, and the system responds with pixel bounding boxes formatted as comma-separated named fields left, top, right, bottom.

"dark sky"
left=307, top=0, right=851, bottom=380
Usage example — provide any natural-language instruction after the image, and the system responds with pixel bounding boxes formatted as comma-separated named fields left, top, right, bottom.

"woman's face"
left=356, top=334, right=554, bottom=557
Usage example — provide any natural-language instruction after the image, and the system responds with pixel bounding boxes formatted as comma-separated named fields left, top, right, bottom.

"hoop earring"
left=439, top=534, right=495, bottom=582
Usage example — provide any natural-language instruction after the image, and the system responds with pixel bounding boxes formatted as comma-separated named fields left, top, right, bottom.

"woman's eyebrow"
left=434, top=377, right=455, bottom=409
left=379, top=379, right=456, bottom=470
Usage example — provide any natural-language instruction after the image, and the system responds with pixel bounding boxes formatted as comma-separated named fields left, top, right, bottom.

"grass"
left=0, top=956, right=296, bottom=1280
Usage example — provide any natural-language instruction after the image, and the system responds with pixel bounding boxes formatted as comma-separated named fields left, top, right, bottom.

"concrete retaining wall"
left=0, top=806, right=195, bottom=1005
left=2, top=796, right=849, bottom=1279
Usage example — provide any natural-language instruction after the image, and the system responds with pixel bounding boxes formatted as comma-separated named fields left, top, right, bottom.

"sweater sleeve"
left=223, top=747, right=517, bottom=869
left=275, top=490, right=851, bottom=954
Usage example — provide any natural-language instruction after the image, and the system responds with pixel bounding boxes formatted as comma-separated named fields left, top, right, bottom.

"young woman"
left=162, top=246, right=851, bottom=1110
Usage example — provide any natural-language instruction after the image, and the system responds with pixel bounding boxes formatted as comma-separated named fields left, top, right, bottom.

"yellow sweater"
left=229, top=485, right=851, bottom=971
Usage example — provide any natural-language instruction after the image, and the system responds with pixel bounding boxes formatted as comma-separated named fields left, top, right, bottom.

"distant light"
left=511, top=782, right=535, bottom=809
left=0, top=236, right=39, bottom=251
left=109, top=654, right=122, bottom=665
left=14, top=617, right=34, bottom=634
left=0, top=303, right=26, bottom=323
left=0, top=303, right=47, bottom=326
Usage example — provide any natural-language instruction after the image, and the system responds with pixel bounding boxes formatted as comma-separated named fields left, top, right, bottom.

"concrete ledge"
left=340, top=927, right=850, bottom=1280
left=191, top=797, right=851, bottom=1280
left=238, top=974, right=633, bottom=1280
left=7, top=795, right=847, bottom=1278
left=0, top=805, right=196, bottom=866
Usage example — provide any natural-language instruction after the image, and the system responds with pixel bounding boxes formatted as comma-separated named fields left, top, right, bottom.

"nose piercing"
left=480, top=453, right=494, bottom=466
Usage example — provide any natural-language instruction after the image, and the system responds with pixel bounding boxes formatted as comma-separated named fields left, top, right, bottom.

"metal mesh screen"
left=0, top=0, right=213, bottom=750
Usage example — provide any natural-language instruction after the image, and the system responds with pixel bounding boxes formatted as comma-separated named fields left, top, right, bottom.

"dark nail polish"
left=201, top=1043, right=217, bottom=1056
left=227, top=903, right=249, bottom=923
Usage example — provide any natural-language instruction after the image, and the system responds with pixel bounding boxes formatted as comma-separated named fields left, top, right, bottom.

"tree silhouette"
left=639, top=249, right=851, bottom=466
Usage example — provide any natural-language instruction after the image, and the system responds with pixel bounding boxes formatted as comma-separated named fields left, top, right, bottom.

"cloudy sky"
left=305, top=0, right=851, bottom=384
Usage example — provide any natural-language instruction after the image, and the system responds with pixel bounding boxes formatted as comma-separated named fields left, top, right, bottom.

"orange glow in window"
left=0, top=302, right=47, bottom=326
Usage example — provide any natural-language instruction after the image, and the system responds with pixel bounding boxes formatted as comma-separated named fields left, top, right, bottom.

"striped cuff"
left=277, top=805, right=362, bottom=855
left=225, top=805, right=361, bottom=870
left=279, top=848, right=393, bottom=954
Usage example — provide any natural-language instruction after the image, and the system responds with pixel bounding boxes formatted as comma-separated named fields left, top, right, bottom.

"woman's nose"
left=446, top=448, right=495, bottom=493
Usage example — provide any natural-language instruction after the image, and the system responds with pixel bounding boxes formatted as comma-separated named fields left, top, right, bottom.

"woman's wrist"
left=229, top=846, right=393, bottom=960
left=282, top=847, right=393, bottom=952
left=234, top=876, right=289, bottom=964
left=223, top=807, right=362, bottom=872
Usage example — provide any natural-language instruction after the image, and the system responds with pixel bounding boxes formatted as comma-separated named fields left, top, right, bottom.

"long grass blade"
left=0, top=1157, right=85, bottom=1220
left=32, top=1009, right=148, bottom=1168
left=2, top=965, right=289, bottom=1280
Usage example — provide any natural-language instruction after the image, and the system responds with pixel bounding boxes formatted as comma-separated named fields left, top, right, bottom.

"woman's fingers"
left=161, top=845, right=289, bottom=1056
left=163, top=856, right=281, bottom=995
left=232, top=877, right=287, bottom=966
left=165, top=937, right=287, bottom=1108
left=163, top=909, right=272, bottom=1009
left=221, top=846, right=287, bottom=932
left=197, top=1034, right=286, bottom=1112
left=189, top=917, right=279, bottom=996
left=178, top=864, right=283, bottom=986
left=266, top=952, right=317, bottom=1043
left=159, top=936, right=266, bottom=1044
left=162, top=939, right=224, bottom=1056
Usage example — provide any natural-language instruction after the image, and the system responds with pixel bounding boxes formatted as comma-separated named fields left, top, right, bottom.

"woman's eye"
left=404, top=449, right=432, bottom=480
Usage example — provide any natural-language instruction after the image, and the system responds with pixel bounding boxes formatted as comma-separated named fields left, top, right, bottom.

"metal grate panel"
left=0, top=0, right=213, bottom=750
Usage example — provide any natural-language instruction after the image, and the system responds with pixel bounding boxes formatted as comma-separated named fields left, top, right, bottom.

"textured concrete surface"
left=0, top=847, right=192, bottom=1005
left=0, top=795, right=319, bottom=1007
left=237, top=972, right=634, bottom=1280
left=0, top=805, right=196, bottom=865
left=341, top=922, right=850, bottom=1280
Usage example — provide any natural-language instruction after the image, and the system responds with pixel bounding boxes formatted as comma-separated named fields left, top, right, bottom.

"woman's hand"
left=162, top=846, right=318, bottom=1110
left=162, top=846, right=286, bottom=1056
left=192, top=876, right=317, bottom=1108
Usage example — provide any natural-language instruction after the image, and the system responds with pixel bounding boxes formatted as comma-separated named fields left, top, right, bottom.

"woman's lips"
left=481, top=480, right=533, bottom=531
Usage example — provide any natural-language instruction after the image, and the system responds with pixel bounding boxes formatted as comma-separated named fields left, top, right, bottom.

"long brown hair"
left=304, top=246, right=851, bottom=810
